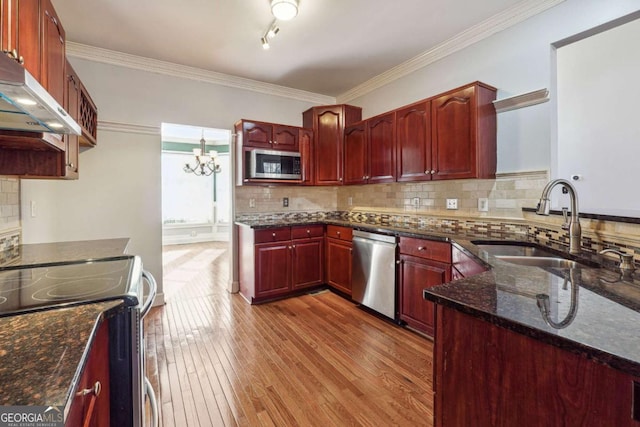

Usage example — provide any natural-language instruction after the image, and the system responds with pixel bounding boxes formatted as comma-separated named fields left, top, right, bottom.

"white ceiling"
left=52, top=0, right=535, bottom=97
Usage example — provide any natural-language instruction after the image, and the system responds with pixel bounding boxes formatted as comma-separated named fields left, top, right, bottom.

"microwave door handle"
left=141, top=270, right=157, bottom=318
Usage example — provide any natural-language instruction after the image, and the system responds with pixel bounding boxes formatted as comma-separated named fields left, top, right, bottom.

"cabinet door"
left=326, top=238, right=352, bottom=295
left=431, top=85, right=476, bottom=180
left=63, top=59, right=79, bottom=179
left=313, top=107, right=343, bottom=185
left=41, top=0, right=65, bottom=106
left=399, top=254, right=450, bottom=336
left=299, top=128, right=314, bottom=185
left=1, top=0, right=18, bottom=54
left=273, top=125, right=299, bottom=150
left=255, top=242, right=291, bottom=298
left=343, top=122, right=367, bottom=185
left=242, top=121, right=273, bottom=149
left=292, top=237, right=323, bottom=290
left=396, top=101, right=432, bottom=182
left=367, top=112, right=395, bottom=183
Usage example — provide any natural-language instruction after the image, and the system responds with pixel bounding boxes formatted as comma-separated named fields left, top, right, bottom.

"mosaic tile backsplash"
left=0, top=177, right=20, bottom=235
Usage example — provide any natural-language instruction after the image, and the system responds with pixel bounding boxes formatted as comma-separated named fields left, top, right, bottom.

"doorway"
left=160, top=123, right=232, bottom=300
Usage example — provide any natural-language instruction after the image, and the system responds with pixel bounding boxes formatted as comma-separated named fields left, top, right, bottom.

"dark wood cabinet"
left=302, top=105, right=362, bottom=186
left=299, top=128, right=313, bottom=185
left=325, top=225, right=353, bottom=295
left=18, top=0, right=66, bottom=106
left=431, top=82, right=497, bottom=180
left=67, top=320, right=110, bottom=427
left=434, top=306, right=640, bottom=427
left=237, top=120, right=299, bottom=151
left=396, top=101, right=431, bottom=182
left=63, top=59, right=79, bottom=179
left=255, top=241, right=292, bottom=298
left=399, top=254, right=449, bottom=335
left=398, top=237, right=452, bottom=336
left=343, top=121, right=367, bottom=185
left=367, top=112, right=395, bottom=183
left=238, top=225, right=324, bottom=303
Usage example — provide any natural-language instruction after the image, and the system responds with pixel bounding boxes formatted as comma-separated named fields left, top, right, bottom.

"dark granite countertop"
left=236, top=218, right=640, bottom=376
left=0, top=301, right=123, bottom=419
left=0, top=238, right=130, bottom=268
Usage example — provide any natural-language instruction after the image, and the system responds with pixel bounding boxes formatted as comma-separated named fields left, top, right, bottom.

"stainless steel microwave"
left=248, top=149, right=301, bottom=180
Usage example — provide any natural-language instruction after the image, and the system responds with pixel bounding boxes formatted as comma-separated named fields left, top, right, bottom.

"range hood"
left=0, top=53, right=80, bottom=135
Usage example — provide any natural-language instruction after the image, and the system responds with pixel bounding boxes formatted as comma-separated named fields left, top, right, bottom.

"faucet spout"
left=536, top=179, right=581, bottom=254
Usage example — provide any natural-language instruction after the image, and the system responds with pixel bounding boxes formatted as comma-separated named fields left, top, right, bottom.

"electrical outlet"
left=412, top=197, right=420, bottom=207
left=478, top=197, right=489, bottom=212
left=446, top=198, right=458, bottom=210
left=348, top=196, right=353, bottom=206
left=249, top=198, right=256, bottom=208
left=283, top=197, right=289, bottom=207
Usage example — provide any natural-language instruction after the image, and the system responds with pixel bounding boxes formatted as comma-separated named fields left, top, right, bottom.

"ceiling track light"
left=271, top=0, right=298, bottom=21
left=261, top=20, right=280, bottom=50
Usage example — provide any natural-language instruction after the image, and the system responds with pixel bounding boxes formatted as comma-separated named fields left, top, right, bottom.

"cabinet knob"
left=77, top=381, right=101, bottom=397
left=272, top=232, right=276, bottom=237
left=418, top=246, right=425, bottom=251
left=339, top=177, right=343, bottom=182
left=337, top=231, right=341, bottom=236
left=292, top=245, right=296, bottom=249
left=431, top=170, right=435, bottom=174
left=306, top=229, right=311, bottom=234
left=273, top=140, right=278, bottom=144
left=425, top=170, right=429, bottom=175
left=362, top=175, right=366, bottom=180
left=66, top=163, right=75, bottom=168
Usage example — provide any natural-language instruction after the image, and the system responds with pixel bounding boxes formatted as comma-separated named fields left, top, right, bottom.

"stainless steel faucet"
left=536, top=179, right=581, bottom=254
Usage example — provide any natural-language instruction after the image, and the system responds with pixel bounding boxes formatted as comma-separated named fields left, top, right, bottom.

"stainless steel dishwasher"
left=351, top=230, right=398, bottom=320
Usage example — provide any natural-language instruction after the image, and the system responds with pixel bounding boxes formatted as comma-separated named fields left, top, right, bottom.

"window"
left=162, top=152, right=214, bottom=225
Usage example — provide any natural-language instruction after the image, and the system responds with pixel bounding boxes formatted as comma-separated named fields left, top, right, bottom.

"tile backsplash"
left=0, top=177, right=20, bottom=233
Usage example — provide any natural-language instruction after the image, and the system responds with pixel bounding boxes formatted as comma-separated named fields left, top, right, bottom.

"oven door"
left=249, top=149, right=301, bottom=179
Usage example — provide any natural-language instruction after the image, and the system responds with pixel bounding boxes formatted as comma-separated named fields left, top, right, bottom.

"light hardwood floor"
left=145, top=242, right=434, bottom=426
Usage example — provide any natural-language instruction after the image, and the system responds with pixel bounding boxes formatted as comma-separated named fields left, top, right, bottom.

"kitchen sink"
left=473, top=242, right=597, bottom=269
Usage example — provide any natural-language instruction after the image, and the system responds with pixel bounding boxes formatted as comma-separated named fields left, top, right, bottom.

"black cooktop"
left=0, top=255, right=142, bottom=317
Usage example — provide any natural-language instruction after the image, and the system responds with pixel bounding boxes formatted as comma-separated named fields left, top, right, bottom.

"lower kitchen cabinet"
left=325, top=225, right=353, bottom=295
left=238, top=224, right=324, bottom=303
left=434, top=305, right=640, bottom=426
left=398, top=254, right=450, bottom=335
left=67, top=320, right=110, bottom=427
left=398, top=237, right=486, bottom=336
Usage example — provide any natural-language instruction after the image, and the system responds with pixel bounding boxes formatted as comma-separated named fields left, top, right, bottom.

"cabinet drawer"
left=326, top=225, right=352, bottom=241
left=255, top=227, right=291, bottom=243
left=291, top=225, right=324, bottom=239
left=399, top=237, right=451, bottom=263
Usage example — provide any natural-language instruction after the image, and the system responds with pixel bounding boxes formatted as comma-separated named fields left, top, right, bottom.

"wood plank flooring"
left=145, top=242, right=434, bottom=426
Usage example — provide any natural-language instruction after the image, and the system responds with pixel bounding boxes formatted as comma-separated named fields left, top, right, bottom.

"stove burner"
left=0, top=296, right=6, bottom=305
left=0, top=268, right=48, bottom=293
left=31, top=277, right=124, bottom=301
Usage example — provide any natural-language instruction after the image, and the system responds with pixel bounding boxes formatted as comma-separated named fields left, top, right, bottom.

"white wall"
left=347, top=0, right=640, bottom=174
left=557, top=17, right=640, bottom=216
left=21, top=58, right=321, bottom=303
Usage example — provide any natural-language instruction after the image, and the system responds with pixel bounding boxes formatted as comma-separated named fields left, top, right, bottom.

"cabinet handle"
left=76, top=381, right=101, bottom=397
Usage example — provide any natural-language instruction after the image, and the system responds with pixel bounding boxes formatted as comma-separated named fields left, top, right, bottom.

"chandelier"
left=183, top=130, right=222, bottom=176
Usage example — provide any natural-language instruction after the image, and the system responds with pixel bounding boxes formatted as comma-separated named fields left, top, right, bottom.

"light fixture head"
left=267, top=24, right=280, bottom=39
left=261, top=36, right=270, bottom=49
left=271, top=0, right=298, bottom=21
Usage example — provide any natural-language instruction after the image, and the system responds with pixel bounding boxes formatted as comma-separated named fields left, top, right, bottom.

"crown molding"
left=337, top=0, right=566, bottom=103
left=67, top=42, right=336, bottom=105
left=97, top=120, right=160, bottom=135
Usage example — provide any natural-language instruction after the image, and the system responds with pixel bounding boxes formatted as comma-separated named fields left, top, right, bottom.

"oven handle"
left=141, top=270, right=157, bottom=318
left=145, top=376, right=159, bottom=427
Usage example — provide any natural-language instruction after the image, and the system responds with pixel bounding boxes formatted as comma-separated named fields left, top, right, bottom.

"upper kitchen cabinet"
left=302, top=104, right=362, bottom=186
left=62, top=58, right=79, bottom=179
left=18, top=0, right=66, bottom=106
left=299, top=128, right=314, bottom=185
left=396, top=101, right=431, bottom=182
left=431, top=82, right=497, bottom=180
left=344, top=113, right=396, bottom=185
left=343, top=121, right=367, bottom=185
left=78, top=80, right=98, bottom=147
left=366, top=112, right=395, bottom=183
left=237, top=120, right=299, bottom=151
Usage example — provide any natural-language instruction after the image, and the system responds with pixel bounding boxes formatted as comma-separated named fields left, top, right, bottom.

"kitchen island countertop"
left=0, top=301, right=122, bottom=413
